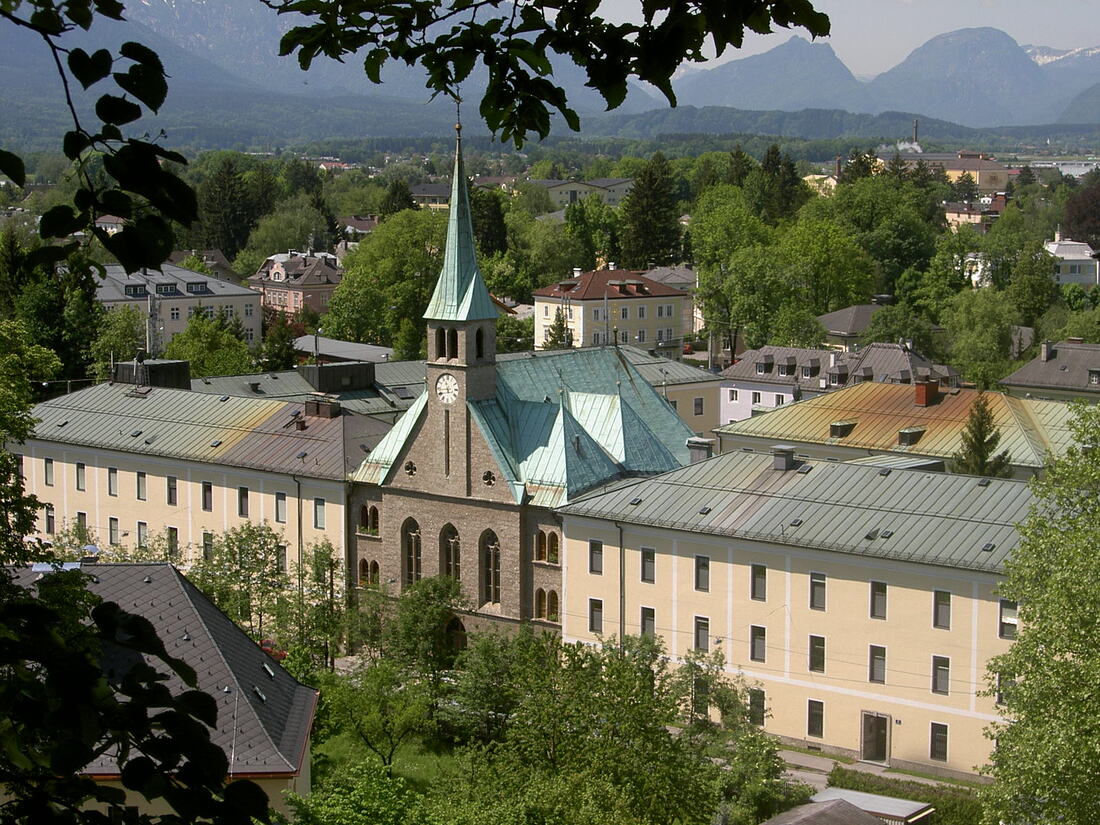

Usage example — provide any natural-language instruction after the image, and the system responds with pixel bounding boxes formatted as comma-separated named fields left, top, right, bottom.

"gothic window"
left=360, top=505, right=370, bottom=528
left=535, top=588, right=546, bottom=619
left=447, top=328, right=458, bottom=360
left=475, top=328, right=485, bottom=360
left=547, top=590, right=559, bottom=622
left=402, top=518, right=422, bottom=586
left=358, top=558, right=369, bottom=585
left=440, top=523, right=461, bottom=580
left=370, top=560, right=380, bottom=585
left=547, top=532, right=560, bottom=564
left=369, top=505, right=379, bottom=533
left=435, top=327, right=446, bottom=360
left=536, top=530, right=547, bottom=561
left=480, top=529, right=501, bottom=604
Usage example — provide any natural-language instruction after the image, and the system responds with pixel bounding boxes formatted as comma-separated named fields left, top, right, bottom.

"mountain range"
left=1, top=4, right=1099, bottom=151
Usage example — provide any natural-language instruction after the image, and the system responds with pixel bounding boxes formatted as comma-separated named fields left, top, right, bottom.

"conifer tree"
left=196, top=156, right=252, bottom=260
left=950, top=392, right=1012, bottom=477
left=379, top=179, right=416, bottom=220
left=728, top=144, right=755, bottom=187
left=619, top=152, right=681, bottom=269
left=543, top=307, right=571, bottom=350
left=952, top=172, right=979, bottom=202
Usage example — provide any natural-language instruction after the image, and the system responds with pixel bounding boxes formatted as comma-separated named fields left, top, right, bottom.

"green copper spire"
left=424, top=122, right=498, bottom=322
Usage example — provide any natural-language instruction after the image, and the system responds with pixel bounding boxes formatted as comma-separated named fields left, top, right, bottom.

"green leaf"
left=39, top=205, right=81, bottom=238
left=67, top=48, right=113, bottom=89
left=177, top=690, right=218, bottom=727
left=224, top=779, right=271, bottom=822
left=63, top=131, right=91, bottom=160
left=363, top=48, right=387, bottom=83
left=115, top=42, right=168, bottom=111
left=0, top=149, right=26, bottom=187
left=95, top=94, right=143, bottom=126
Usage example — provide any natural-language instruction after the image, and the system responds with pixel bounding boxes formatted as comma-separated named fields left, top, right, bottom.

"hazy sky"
left=604, top=0, right=1100, bottom=77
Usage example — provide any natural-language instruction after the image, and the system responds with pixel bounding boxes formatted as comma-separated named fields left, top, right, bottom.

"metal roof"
left=12, top=563, right=316, bottom=778
left=292, top=335, right=393, bottom=362
left=763, top=800, right=885, bottom=825
left=812, top=789, right=934, bottom=824
left=714, top=382, right=1073, bottom=470
left=559, top=450, right=1033, bottom=574
left=30, top=382, right=390, bottom=479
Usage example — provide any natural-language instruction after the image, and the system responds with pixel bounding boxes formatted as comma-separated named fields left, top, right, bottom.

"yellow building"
left=533, top=268, right=687, bottom=355
left=559, top=447, right=1027, bottom=779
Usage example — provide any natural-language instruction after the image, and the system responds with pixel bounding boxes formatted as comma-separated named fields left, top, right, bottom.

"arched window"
left=536, top=530, right=547, bottom=562
left=368, top=505, right=379, bottom=533
left=447, top=328, right=458, bottom=360
left=480, top=529, right=501, bottom=604
left=435, top=327, right=446, bottom=361
left=369, top=560, right=380, bottom=585
left=401, top=518, right=421, bottom=586
left=547, top=532, right=560, bottom=564
left=547, top=590, right=559, bottom=622
left=440, top=523, right=461, bottom=580
left=358, top=558, right=369, bottom=586
left=475, top=328, right=485, bottom=360
left=535, top=588, right=546, bottom=619
left=359, top=505, right=370, bottom=529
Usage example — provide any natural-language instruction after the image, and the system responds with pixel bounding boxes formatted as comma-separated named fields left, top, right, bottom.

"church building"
left=349, top=127, right=697, bottom=631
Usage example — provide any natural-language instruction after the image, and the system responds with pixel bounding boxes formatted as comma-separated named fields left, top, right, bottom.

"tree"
left=728, top=144, right=755, bottom=187
left=1005, top=246, right=1058, bottom=328
left=618, top=152, right=681, bottom=269
left=768, top=304, right=825, bottom=348
left=884, top=152, right=909, bottom=182
left=859, top=302, right=935, bottom=355
left=286, top=762, right=414, bottom=825
left=164, top=312, right=253, bottom=377
left=743, top=144, right=808, bottom=225
left=983, top=403, right=1100, bottom=824
left=777, top=217, right=874, bottom=315
left=1063, top=177, right=1100, bottom=250
left=950, top=393, right=1011, bottom=477
left=1059, top=307, right=1100, bottom=343
left=469, top=186, right=508, bottom=257
left=89, top=305, right=145, bottom=380
left=952, top=171, right=978, bottom=202
left=378, top=179, right=416, bottom=220
left=259, top=313, right=298, bottom=371
left=1015, top=165, right=1036, bottom=187
left=565, top=194, right=620, bottom=271
left=543, top=307, right=571, bottom=350
left=393, top=317, right=425, bottom=361
left=496, top=315, right=535, bottom=353
left=241, top=193, right=331, bottom=260
left=196, top=157, right=254, bottom=260
left=942, top=290, right=1016, bottom=389
left=837, top=147, right=877, bottom=184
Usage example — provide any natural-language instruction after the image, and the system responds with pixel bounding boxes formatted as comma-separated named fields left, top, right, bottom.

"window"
left=620, top=306, right=628, bottom=320
left=167, top=476, right=177, bottom=506
left=756, top=363, right=765, bottom=375
left=238, top=486, right=249, bottom=517
left=809, top=635, right=826, bottom=673
left=589, top=598, right=603, bottom=634
left=934, top=590, right=951, bottom=629
left=137, top=521, right=148, bottom=548
left=932, top=656, right=950, bottom=695
left=166, top=527, right=179, bottom=560
left=313, top=497, right=326, bottom=529
left=593, top=308, right=601, bottom=321
left=694, top=555, right=709, bottom=592
left=640, top=606, right=655, bottom=636
left=750, top=625, right=766, bottom=662
left=751, top=564, right=766, bottom=601
left=202, top=531, right=214, bottom=560
left=44, top=457, right=53, bottom=486
left=136, top=471, right=146, bottom=501
left=76, top=462, right=86, bottom=491
left=109, top=517, right=119, bottom=545
left=480, top=530, right=501, bottom=603
left=402, top=519, right=422, bottom=585
left=829, top=373, right=840, bottom=386
left=637, top=306, right=646, bottom=320
left=277, top=544, right=287, bottom=574
left=547, top=532, right=559, bottom=563
left=870, top=581, right=887, bottom=619
left=76, top=511, right=87, bottom=530
left=999, top=600, right=1018, bottom=639
left=693, top=397, right=704, bottom=416
left=807, top=700, right=824, bottom=738
left=748, top=689, right=765, bottom=726
left=275, top=492, right=287, bottom=523
left=535, top=589, right=546, bottom=618
left=728, top=389, right=738, bottom=402
left=641, top=547, right=655, bottom=583
left=774, top=394, right=784, bottom=406
left=694, top=616, right=709, bottom=651
left=592, top=332, right=601, bottom=345
left=440, top=524, right=460, bottom=580
left=619, top=329, right=628, bottom=344
left=108, top=467, right=118, bottom=497
left=547, top=590, right=559, bottom=622
left=536, top=530, right=547, bottom=561
left=45, top=505, right=55, bottom=534
left=543, top=305, right=549, bottom=318
left=170, top=306, right=180, bottom=320
left=930, top=723, right=948, bottom=762
left=809, top=572, right=826, bottom=611
left=201, top=481, right=213, bottom=511
left=869, top=645, right=886, bottom=683
left=751, top=391, right=761, bottom=405
left=657, top=304, right=665, bottom=318
left=589, top=539, right=603, bottom=574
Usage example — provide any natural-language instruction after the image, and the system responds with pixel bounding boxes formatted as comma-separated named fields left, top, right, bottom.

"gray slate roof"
left=13, top=563, right=316, bottom=778
left=817, top=304, right=882, bottom=337
left=97, top=264, right=256, bottom=303
left=812, top=788, right=935, bottom=823
left=1000, top=340, right=1100, bottom=395
left=559, top=449, right=1032, bottom=574
left=762, top=800, right=885, bottom=825
left=292, top=335, right=394, bottom=363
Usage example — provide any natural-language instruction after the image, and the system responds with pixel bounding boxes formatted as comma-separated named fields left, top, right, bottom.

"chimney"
left=1041, top=341, right=1054, bottom=361
left=834, top=156, right=842, bottom=178
left=915, top=378, right=939, bottom=407
left=248, top=381, right=261, bottom=393
left=829, top=351, right=838, bottom=368
left=572, top=267, right=582, bottom=277
left=295, top=418, right=307, bottom=431
left=771, top=445, right=796, bottom=471
left=686, top=437, right=715, bottom=464
left=608, top=262, right=617, bottom=271
left=913, top=118, right=919, bottom=144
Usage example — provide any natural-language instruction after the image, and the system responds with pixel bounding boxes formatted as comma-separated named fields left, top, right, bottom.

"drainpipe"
left=292, top=474, right=304, bottom=644
left=616, top=521, right=625, bottom=654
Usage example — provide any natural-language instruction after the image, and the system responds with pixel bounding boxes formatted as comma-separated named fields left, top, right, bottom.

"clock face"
left=436, top=373, right=459, bottom=404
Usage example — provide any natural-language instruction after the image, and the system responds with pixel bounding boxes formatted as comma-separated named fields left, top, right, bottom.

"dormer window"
left=186, top=282, right=206, bottom=294
left=124, top=285, right=146, bottom=297
left=802, top=366, right=813, bottom=379
left=756, top=363, right=766, bottom=375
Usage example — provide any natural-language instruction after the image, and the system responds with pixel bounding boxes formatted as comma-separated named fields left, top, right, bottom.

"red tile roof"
left=532, top=269, right=683, bottom=301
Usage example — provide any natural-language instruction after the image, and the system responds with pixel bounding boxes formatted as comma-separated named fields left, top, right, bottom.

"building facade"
left=533, top=268, right=687, bottom=354
left=1000, top=339, right=1100, bottom=402
left=559, top=448, right=1027, bottom=778
left=1044, top=232, right=1099, bottom=288
left=248, top=251, right=344, bottom=316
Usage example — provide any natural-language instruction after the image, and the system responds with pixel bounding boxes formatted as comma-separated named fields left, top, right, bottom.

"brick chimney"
left=914, top=378, right=939, bottom=407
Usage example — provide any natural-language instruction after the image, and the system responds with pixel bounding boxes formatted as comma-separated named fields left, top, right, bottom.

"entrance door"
left=861, top=712, right=889, bottom=763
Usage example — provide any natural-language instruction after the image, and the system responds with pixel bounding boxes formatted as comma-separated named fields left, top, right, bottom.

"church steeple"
left=424, top=122, right=498, bottom=323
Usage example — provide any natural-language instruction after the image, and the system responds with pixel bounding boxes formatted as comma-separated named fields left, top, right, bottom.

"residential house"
left=643, top=265, right=703, bottom=335
left=346, top=132, right=695, bottom=634
left=1000, top=339, right=1100, bottom=402
left=167, top=249, right=236, bottom=281
left=527, top=178, right=634, bottom=209
left=13, top=562, right=317, bottom=815
left=1044, top=231, right=1099, bottom=287
left=338, top=215, right=379, bottom=238
left=97, top=264, right=261, bottom=350
left=816, top=299, right=890, bottom=351
left=584, top=177, right=634, bottom=206
left=248, top=252, right=343, bottom=317
left=558, top=446, right=1030, bottom=779
left=943, top=199, right=1004, bottom=235
left=410, top=183, right=452, bottom=210
left=533, top=268, right=687, bottom=354
left=713, top=380, right=1073, bottom=479
left=720, top=343, right=958, bottom=423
